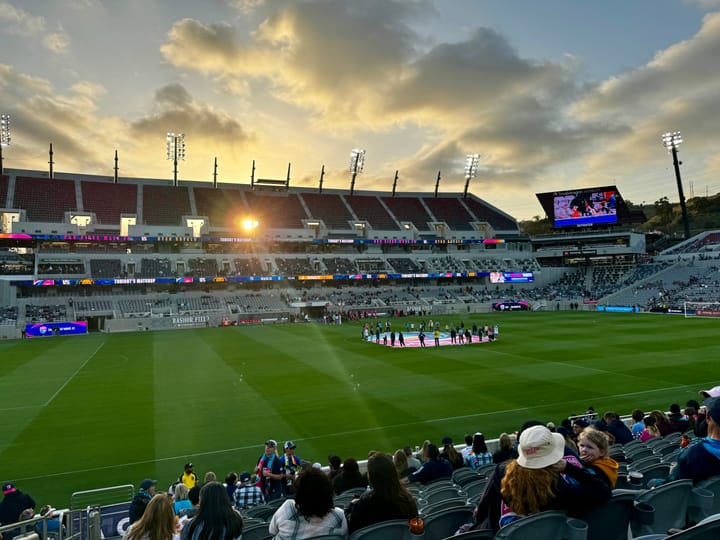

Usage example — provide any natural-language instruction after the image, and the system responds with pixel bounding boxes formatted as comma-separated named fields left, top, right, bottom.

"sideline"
left=44, top=342, right=106, bottom=406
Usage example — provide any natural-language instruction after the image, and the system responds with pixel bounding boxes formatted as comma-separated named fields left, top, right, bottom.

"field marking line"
left=43, top=342, right=105, bottom=407
left=15, top=380, right=711, bottom=482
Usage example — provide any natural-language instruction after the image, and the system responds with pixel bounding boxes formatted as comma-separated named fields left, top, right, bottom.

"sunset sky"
left=1, top=0, right=719, bottom=220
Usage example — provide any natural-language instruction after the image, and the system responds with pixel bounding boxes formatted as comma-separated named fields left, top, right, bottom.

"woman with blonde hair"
left=578, top=428, right=618, bottom=488
left=393, top=449, right=410, bottom=478
left=499, top=425, right=611, bottom=527
left=124, top=494, right=178, bottom=540
left=173, top=484, right=192, bottom=516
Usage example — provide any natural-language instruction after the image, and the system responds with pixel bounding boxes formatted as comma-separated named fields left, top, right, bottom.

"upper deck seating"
left=380, top=197, right=433, bottom=231
left=81, top=181, right=137, bottom=224
left=463, top=198, right=517, bottom=230
left=14, top=176, right=77, bottom=222
left=194, top=187, right=247, bottom=228
left=345, top=195, right=399, bottom=230
left=140, top=258, right=173, bottom=278
left=301, top=193, right=354, bottom=229
left=244, top=192, right=308, bottom=229
left=422, top=197, right=475, bottom=230
left=142, top=185, right=191, bottom=225
left=233, top=258, right=264, bottom=276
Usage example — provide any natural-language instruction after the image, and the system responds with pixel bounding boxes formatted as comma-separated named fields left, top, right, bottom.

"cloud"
left=0, top=2, right=69, bottom=52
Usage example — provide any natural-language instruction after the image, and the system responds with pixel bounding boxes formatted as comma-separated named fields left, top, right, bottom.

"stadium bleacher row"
left=1, top=174, right=517, bottom=233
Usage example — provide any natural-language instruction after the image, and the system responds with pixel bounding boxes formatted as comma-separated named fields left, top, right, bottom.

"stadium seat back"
left=240, top=522, right=270, bottom=540
left=348, top=518, right=410, bottom=540
left=632, top=479, right=694, bottom=536
left=422, top=507, right=475, bottom=540
left=494, top=510, right=587, bottom=540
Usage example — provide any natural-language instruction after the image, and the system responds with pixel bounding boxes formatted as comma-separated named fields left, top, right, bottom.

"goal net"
left=684, top=301, right=720, bottom=318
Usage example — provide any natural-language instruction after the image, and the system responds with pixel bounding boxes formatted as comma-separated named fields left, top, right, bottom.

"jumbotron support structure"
left=662, top=131, right=690, bottom=240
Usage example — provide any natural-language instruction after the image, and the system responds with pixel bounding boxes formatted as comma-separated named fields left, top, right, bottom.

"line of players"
left=362, top=319, right=499, bottom=346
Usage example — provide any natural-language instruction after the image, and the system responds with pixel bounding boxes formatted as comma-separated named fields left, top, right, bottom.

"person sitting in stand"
left=269, top=468, right=347, bottom=539
left=408, top=444, right=452, bottom=484
left=465, top=433, right=493, bottom=470
left=346, top=453, right=417, bottom=534
left=439, top=437, right=465, bottom=470
left=128, top=479, right=156, bottom=525
left=332, top=458, right=367, bottom=495
left=578, top=428, right=619, bottom=488
left=233, top=472, right=264, bottom=510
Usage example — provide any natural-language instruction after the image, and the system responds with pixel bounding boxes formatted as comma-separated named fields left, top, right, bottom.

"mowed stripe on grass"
left=1, top=311, right=719, bottom=506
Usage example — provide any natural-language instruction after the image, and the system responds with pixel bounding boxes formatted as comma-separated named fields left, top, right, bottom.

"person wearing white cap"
left=497, top=425, right=611, bottom=528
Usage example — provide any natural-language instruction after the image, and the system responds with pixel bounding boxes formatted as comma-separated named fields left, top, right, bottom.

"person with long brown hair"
left=499, top=425, right=610, bottom=527
left=346, top=453, right=418, bottom=535
left=124, top=494, right=178, bottom=540
left=180, top=482, right=243, bottom=540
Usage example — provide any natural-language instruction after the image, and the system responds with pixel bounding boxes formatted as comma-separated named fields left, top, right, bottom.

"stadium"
left=2, top=166, right=720, bottom=540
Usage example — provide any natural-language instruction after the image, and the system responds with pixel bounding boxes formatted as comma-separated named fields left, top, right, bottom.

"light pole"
left=349, top=148, right=366, bottom=196
left=661, top=131, right=690, bottom=239
left=464, top=153, right=480, bottom=198
left=0, top=114, right=10, bottom=175
left=166, top=132, right=185, bottom=186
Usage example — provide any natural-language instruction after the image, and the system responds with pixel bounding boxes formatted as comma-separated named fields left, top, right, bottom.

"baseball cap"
left=704, top=397, right=720, bottom=424
left=517, top=425, right=565, bottom=470
left=442, top=436, right=453, bottom=445
left=239, top=472, right=252, bottom=484
left=2, top=482, right=16, bottom=495
left=699, top=386, right=720, bottom=398
left=140, top=479, right=157, bottom=490
left=284, top=441, right=296, bottom=450
left=265, top=439, right=277, bottom=447
left=574, top=419, right=590, bottom=428
left=184, top=462, right=193, bottom=469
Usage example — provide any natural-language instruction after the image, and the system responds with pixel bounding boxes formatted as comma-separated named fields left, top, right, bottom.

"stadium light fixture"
left=661, top=131, right=690, bottom=239
left=464, top=153, right=480, bottom=198
left=0, top=114, right=10, bottom=175
left=349, top=148, right=366, bottom=196
left=166, top=132, right=186, bottom=187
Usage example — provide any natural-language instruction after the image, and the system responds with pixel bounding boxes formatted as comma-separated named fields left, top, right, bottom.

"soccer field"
left=1, top=311, right=718, bottom=507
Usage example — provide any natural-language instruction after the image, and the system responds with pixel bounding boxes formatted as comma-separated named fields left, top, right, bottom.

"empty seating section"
left=233, top=257, right=264, bottom=276
left=244, top=192, right=308, bottom=229
left=423, top=197, right=475, bottom=230
left=275, top=257, right=316, bottom=275
left=0, top=306, right=18, bottom=325
left=142, top=185, right=191, bottom=225
left=188, top=257, right=218, bottom=277
left=90, top=259, right=122, bottom=278
left=226, top=294, right=286, bottom=312
left=81, top=181, right=137, bottom=224
left=463, top=197, right=517, bottom=230
left=301, top=193, right=354, bottom=229
left=345, top=195, right=399, bottom=230
left=388, top=257, right=422, bottom=273
left=0, top=254, right=34, bottom=274
left=381, top=197, right=433, bottom=231
left=323, top=258, right=356, bottom=274
left=178, top=296, right=222, bottom=313
left=0, top=175, right=8, bottom=207
left=74, top=300, right=113, bottom=315
left=37, top=259, right=85, bottom=274
left=140, top=258, right=173, bottom=278
left=194, top=187, right=247, bottom=228
left=14, top=176, right=77, bottom=222
left=26, top=304, right=67, bottom=323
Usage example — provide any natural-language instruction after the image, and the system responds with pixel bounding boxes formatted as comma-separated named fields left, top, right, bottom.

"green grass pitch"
left=1, top=311, right=718, bottom=507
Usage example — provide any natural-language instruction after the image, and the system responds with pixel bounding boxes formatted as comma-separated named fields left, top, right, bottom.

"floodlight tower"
left=661, top=131, right=690, bottom=239
left=0, top=114, right=10, bottom=175
left=464, top=153, right=480, bottom=198
left=166, top=132, right=186, bottom=186
left=349, top=148, right=366, bottom=196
